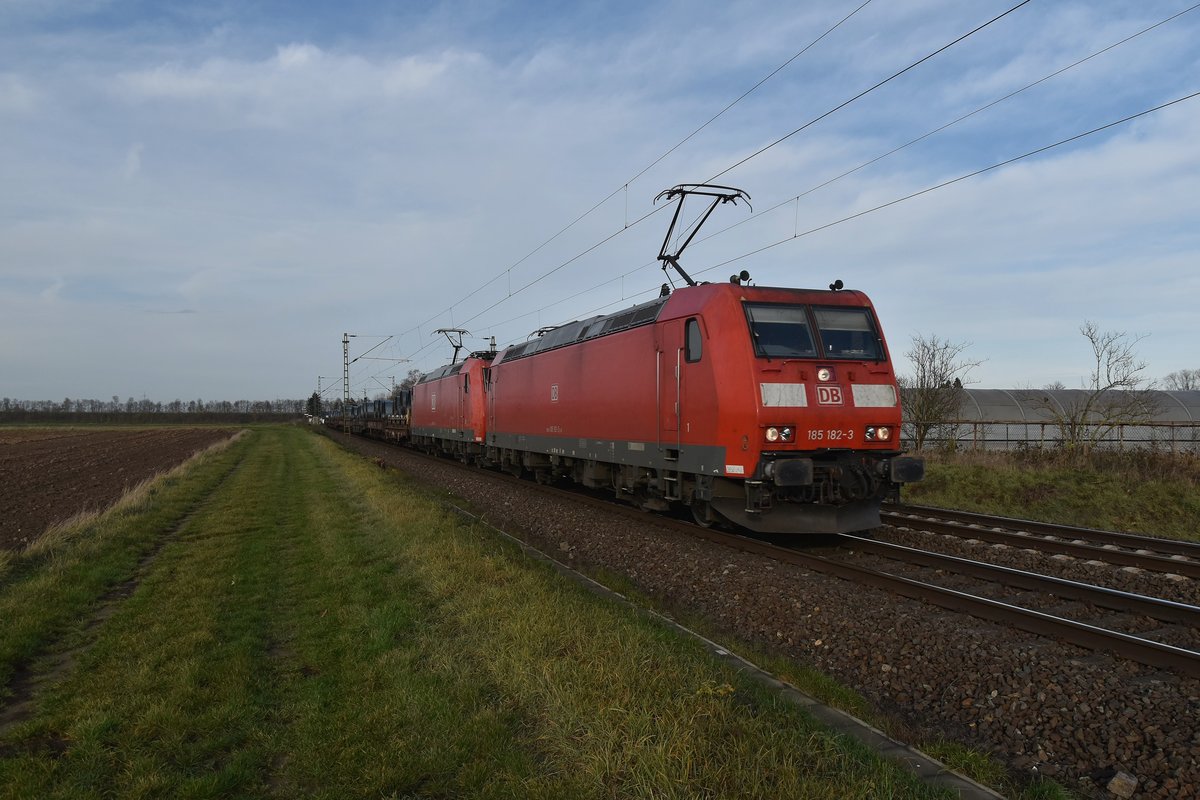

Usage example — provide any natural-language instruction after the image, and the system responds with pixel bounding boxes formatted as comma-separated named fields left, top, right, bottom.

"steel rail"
left=838, top=534, right=1200, bottom=627
left=881, top=511, right=1200, bottom=579
left=680, top=527, right=1200, bottom=679
left=493, top=469, right=1200, bottom=676
left=328, top=432, right=1200, bottom=677
left=885, top=503, right=1200, bottom=559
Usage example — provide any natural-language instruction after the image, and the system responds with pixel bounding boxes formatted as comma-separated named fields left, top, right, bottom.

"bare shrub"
left=898, top=334, right=983, bottom=452
left=1036, top=321, right=1159, bottom=461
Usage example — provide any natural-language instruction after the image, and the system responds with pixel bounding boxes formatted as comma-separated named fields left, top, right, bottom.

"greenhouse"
left=902, top=389, right=1200, bottom=453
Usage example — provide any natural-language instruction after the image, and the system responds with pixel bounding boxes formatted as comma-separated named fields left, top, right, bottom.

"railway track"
left=882, top=503, right=1200, bottom=578
left=537, top=486, right=1200, bottom=678
left=838, top=535, right=1198, bottom=627
left=470, top=464, right=1200, bottom=678
left=333, top=432, right=1200, bottom=678
left=687, top=527, right=1200, bottom=679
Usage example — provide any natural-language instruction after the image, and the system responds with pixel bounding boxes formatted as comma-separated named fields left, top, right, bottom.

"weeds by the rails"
left=917, top=741, right=1075, bottom=800
left=2, top=427, right=953, bottom=799
left=903, top=450, right=1200, bottom=541
left=584, top=569, right=1069, bottom=800
left=588, top=567, right=880, bottom=721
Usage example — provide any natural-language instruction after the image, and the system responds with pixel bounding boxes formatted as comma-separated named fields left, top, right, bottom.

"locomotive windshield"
left=745, top=304, right=816, bottom=357
left=745, top=303, right=884, bottom=361
left=813, top=306, right=883, bottom=360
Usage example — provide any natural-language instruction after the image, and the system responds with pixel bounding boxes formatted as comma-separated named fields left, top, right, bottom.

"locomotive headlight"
left=817, top=367, right=833, bottom=382
left=865, top=426, right=892, bottom=441
left=765, top=426, right=795, bottom=443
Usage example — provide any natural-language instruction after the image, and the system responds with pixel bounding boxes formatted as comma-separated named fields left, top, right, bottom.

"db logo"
left=816, top=386, right=843, bottom=405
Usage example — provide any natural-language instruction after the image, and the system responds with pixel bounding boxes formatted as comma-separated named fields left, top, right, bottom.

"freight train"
left=338, top=185, right=923, bottom=533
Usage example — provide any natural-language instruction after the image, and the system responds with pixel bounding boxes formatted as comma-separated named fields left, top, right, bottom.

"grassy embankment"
left=1, top=426, right=956, bottom=799
left=902, top=449, right=1200, bottom=541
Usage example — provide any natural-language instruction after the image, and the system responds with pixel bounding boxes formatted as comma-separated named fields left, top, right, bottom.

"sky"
left=2, top=0, right=1198, bottom=403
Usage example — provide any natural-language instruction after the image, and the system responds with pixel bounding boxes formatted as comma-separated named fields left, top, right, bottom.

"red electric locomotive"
left=411, top=352, right=493, bottom=460
left=483, top=277, right=922, bottom=533
left=411, top=185, right=923, bottom=533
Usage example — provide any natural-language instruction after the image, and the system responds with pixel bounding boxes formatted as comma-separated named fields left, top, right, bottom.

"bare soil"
left=0, top=427, right=237, bottom=551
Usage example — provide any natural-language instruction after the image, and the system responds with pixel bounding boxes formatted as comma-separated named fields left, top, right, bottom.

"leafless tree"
left=1164, top=368, right=1200, bottom=390
left=898, top=333, right=983, bottom=451
left=400, top=368, right=424, bottom=389
left=1038, top=321, right=1159, bottom=455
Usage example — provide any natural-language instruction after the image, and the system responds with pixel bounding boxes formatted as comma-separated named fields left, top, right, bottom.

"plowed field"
left=0, top=428, right=236, bottom=551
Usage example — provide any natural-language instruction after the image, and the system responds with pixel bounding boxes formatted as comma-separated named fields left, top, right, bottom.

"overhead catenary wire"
left=662, top=2, right=1200, bottom=258
left=689, top=89, right=1200, bottom=279
left=392, top=1, right=880, bottom=347
left=417, top=0, right=1033, bottom=353
left=407, top=3, right=1023, bottom=350
left=623, top=0, right=878, bottom=190
left=503, top=87, right=1200, bottom=343
left=387, top=81, right=1199, bottom=376
left=706, top=0, right=1033, bottom=183
left=348, top=335, right=393, bottom=365
left=351, top=4, right=1192, bottom=381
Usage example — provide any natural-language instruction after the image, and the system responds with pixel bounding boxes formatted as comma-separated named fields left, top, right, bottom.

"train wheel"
left=691, top=500, right=715, bottom=528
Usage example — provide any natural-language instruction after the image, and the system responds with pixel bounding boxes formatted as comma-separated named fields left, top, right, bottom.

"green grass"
left=583, top=572, right=1074, bottom=800
left=902, top=451, right=1200, bottom=541
left=919, top=742, right=1073, bottom=800
left=0, top=431, right=249, bottom=696
left=1, top=426, right=957, bottom=799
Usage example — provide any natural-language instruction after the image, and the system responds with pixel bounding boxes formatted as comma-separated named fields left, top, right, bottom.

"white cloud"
left=1, top=1, right=1198, bottom=399
left=274, top=42, right=319, bottom=69
left=39, top=276, right=65, bottom=301
left=0, top=72, right=37, bottom=114
left=122, top=142, right=144, bottom=179
left=114, top=43, right=486, bottom=128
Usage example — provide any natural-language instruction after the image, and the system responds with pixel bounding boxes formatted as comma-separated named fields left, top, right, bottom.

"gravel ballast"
left=331, top=433, right=1199, bottom=800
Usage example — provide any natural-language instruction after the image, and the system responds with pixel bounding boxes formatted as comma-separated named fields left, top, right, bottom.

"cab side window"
left=685, top=318, right=702, bottom=363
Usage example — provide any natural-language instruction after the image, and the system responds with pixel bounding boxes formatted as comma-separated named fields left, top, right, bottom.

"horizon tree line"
left=1, top=396, right=306, bottom=415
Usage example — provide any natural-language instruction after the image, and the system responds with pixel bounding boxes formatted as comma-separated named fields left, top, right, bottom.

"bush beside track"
left=901, top=450, right=1200, bottom=541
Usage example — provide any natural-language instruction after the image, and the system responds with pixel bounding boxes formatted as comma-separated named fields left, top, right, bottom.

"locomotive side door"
left=460, top=371, right=469, bottom=437
left=484, top=366, right=496, bottom=447
left=657, top=321, right=684, bottom=452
